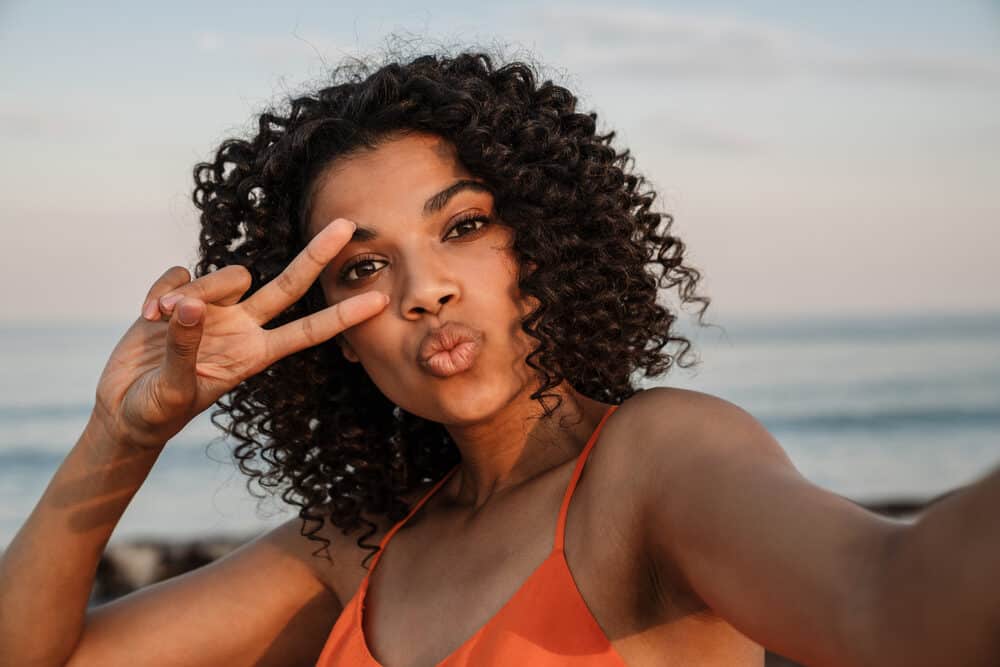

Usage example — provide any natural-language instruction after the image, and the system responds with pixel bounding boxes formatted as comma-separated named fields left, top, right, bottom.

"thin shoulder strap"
left=369, top=464, right=460, bottom=570
left=554, top=404, right=619, bottom=551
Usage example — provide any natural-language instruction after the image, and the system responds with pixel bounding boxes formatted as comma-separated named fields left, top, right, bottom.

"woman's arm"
left=629, top=387, right=1000, bottom=667
left=1, top=221, right=385, bottom=666
left=0, top=413, right=341, bottom=667
left=0, top=413, right=160, bottom=665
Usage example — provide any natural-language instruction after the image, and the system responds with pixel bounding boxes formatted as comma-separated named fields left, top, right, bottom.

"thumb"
left=159, top=297, right=205, bottom=410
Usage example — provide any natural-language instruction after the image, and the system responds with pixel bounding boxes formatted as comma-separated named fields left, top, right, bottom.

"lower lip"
left=421, top=340, right=482, bottom=378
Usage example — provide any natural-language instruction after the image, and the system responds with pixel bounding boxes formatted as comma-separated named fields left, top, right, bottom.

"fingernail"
left=177, top=301, right=199, bottom=326
left=142, top=300, right=158, bottom=320
left=160, top=293, right=182, bottom=310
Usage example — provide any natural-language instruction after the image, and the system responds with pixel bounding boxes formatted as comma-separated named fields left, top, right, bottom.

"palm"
left=95, top=303, right=257, bottom=444
left=92, top=219, right=386, bottom=449
left=137, top=303, right=260, bottom=393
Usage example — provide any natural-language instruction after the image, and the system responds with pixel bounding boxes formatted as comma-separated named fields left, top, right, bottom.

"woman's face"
left=305, top=132, right=539, bottom=424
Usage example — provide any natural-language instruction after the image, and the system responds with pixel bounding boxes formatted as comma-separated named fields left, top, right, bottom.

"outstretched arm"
left=631, top=387, right=1000, bottom=667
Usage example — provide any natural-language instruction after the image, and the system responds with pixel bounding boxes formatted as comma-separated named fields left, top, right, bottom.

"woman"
left=1, top=51, right=997, bottom=667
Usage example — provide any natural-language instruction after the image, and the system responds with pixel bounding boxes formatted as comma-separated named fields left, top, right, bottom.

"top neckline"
left=356, top=403, right=620, bottom=667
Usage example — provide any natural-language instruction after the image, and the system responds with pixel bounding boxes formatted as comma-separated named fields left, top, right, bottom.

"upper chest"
left=317, top=416, right=761, bottom=666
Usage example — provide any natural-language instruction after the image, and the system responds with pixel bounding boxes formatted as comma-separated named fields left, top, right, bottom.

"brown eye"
left=443, top=215, right=490, bottom=240
left=339, top=255, right=387, bottom=284
left=337, top=215, right=491, bottom=286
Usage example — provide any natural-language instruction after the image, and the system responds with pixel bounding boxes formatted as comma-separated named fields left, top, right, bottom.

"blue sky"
left=1, top=0, right=998, bottom=324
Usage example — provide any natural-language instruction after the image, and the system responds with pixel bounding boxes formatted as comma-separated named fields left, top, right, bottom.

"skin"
left=297, top=132, right=763, bottom=665
left=306, top=131, right=614, bottom=508
left=10, top=130, right=995, bottom=667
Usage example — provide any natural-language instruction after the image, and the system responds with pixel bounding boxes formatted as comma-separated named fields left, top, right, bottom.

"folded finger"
left=157, top=265, right=252, bottom=316
left=141, top=266, right=191, bottom=321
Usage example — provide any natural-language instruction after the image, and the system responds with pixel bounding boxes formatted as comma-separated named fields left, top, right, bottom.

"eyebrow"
left=348, top=179, right=492, bottom=243
left=424, top=179, right=492, bottom=215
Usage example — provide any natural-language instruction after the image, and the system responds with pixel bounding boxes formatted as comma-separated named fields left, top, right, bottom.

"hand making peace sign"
left=91, top=218, right=387, bottom=450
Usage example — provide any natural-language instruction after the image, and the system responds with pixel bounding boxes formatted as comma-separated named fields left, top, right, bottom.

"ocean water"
left=1, top=313, right=998, bottom=547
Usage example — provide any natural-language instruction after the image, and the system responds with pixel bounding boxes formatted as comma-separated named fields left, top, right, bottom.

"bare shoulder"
left=259, top=517, right=346, bottom=591
left=600, top=386, right=797, bottom=559
left=267, top=513, right=378, bottom=604
left=568, top=386, right=785, bottom=520
left=618, top=386, right=793, bottom=470
left=606, top=386, right=801, bottom=595
left=613, top=388, right=906, bottom=666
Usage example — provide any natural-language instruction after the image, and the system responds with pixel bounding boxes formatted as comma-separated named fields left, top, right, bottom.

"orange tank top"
left=315, top=404, right=626, bottom=666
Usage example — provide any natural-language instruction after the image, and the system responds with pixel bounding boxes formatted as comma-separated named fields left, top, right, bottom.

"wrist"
left=84, top=406, right=166, bottom=456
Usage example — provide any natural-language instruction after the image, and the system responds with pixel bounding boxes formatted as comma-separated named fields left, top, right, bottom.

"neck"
left=442, top=382, right=611, bottom=510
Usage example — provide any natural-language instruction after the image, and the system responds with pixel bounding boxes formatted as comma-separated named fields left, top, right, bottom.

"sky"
left=1, top=0, right=998, bottom=326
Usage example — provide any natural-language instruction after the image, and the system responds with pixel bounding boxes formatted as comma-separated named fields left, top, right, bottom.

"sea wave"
left=763, top=405, right=1000, bottom=433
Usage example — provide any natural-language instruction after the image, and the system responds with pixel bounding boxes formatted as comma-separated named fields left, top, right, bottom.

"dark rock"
left=89, top=535, right=253, bottom=606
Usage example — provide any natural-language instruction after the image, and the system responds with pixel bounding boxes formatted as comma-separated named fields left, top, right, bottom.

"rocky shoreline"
left=86, top=497, right=936, bottom=666
left=89, top=534, right=253, bottom=606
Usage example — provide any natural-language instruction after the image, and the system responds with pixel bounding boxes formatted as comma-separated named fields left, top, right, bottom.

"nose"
left=399, top=252, right=459, bottom=319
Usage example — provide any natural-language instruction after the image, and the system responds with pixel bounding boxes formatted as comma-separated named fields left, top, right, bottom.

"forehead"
left=306, top=133, right=475, bottom=236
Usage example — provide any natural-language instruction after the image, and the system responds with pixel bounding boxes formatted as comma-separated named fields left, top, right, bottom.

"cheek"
left=342, top=318, right=386, bottom=357
left=501, top=268, right=537, bottom=319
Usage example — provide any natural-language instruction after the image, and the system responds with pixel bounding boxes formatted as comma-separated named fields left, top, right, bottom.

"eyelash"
left=337, top=214, right=492, bottom=284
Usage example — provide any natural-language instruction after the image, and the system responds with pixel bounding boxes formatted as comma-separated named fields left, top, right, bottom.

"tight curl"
left=191, top=50, right=710, bottom=568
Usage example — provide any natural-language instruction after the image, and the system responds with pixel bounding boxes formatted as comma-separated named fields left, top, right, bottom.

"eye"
left=337, top=215, right=492, bottom=285
left=339, top=254, right=387, bottom=284
left=443, top=214, right=491, bottom=240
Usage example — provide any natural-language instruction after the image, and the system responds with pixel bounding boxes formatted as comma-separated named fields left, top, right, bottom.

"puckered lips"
left=417, top=321, right=485, bottom=378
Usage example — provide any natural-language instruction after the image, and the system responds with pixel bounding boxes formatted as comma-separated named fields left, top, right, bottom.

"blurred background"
left=1, top=0, right=998, bottom=558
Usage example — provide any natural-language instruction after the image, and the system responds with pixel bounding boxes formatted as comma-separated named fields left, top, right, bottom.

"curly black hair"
left=191, top=48, right=710, bottom=568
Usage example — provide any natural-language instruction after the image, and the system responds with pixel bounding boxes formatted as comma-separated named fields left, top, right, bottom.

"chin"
left=404, top=375, right=522, bottom=425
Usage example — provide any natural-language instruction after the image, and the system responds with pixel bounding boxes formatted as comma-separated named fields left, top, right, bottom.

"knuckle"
left=171, top=341, right=197, bottom=358
left=168, top=266, right=192, bottom=283
left=274, top=270, right=297, bottom=298
left=238, top=270, right=253, bottom=293
left=169, top=326, right=199, bottom=353
left=332, top=303, right=349, bottom=332
left=304, top=243, right=327, bottom=268
left=151, top=266, right=192, bottom=299
left=300, top=314, right=318, bottom=344
left=186, top=280, right=207, bottom=299
left=224, top=264, right=253, bottom=287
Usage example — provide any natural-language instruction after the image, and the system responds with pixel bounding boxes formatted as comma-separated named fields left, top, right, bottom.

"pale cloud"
left=195, top=31, right=225, bottom=52
left=532, top=5, right=1000, bottom=88
left=0, top=106, right=94, bottom=141
left=635, top=113, right=764, bottom=157
left=0, top=109, right=55, bottom=139
left=817, top=48, right=1000, bottom=87
left=190, top=28, right=351, bottom=69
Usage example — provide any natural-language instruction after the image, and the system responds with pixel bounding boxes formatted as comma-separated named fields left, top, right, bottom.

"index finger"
left=242, top=218, right=355, bottom=325
left=263, top=290, right=389, bottom=363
